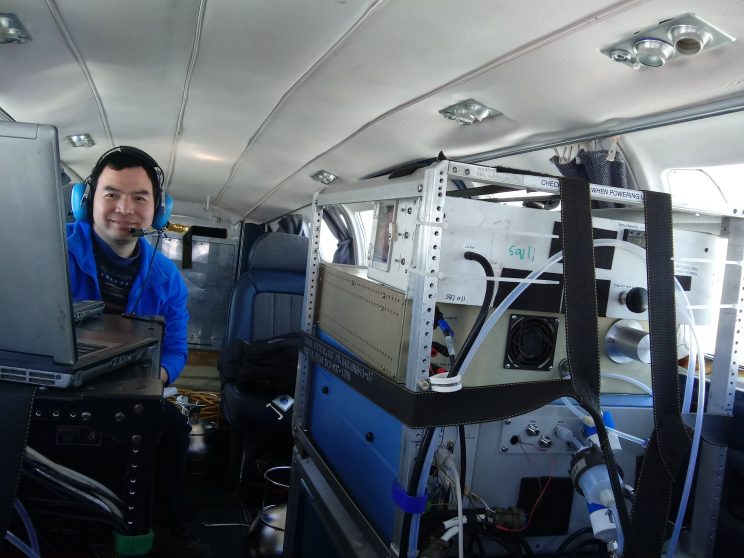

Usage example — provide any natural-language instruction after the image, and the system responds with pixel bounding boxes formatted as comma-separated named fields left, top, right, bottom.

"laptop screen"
left=0, top=122, right=77, bottom=365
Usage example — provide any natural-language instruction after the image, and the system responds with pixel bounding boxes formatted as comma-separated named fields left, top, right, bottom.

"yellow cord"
left=167, top=388, right=222, bottom=425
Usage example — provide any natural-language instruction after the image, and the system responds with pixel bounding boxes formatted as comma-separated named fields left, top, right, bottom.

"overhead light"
left=0, top=13, right=29, bottom=44
left=439, top=99, right=502, bottom=125
left=633, top=39, right=675, bottom=67
left=601, top=13, right=735, bottom=69
left=311, top=170, right=337, bottom=185
left=66, top=134, right=95, bottom=148
left=669, top=25, right=712, bottom=56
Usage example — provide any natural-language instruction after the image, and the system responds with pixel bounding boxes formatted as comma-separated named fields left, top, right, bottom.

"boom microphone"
left=129, top=228, right=147, bottom=237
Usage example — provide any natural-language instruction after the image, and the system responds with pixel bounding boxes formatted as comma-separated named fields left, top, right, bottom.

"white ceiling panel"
left=271, top=0, right=744, bottom=219
left=1, top=0, right=742, bottom=225
left=215, top=0, right=626, bottom=221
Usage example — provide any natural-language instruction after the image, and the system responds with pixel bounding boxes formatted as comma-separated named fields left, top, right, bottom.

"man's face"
left=92, top=165, right=156, bottom=248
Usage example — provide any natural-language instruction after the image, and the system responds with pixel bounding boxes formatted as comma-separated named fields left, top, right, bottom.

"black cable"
left=398, top=427, right=435, bottom=558
left=514, top=532, right=535, bottom=558
left=458, top=424, right=467, bottom=496
left=478, top=528, right=524, bottom=558
left=570, top=537, right=607, bottom=558
left=128, top=231, right=163, bottom=314
left=552, top=527, right=593, bottom=558
left=447, top=251, right=495, bottom=378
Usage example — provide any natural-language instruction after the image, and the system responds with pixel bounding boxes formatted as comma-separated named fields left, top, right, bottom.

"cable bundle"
left=12, top=445, right=131, bottom=557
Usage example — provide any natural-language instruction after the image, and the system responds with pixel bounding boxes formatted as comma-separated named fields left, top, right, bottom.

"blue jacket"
left=66, top=221, right=189, bottom=383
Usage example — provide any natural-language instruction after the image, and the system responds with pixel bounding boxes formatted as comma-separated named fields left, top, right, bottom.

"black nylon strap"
left=301, top=332, right=573, bottom=427
left=630, top=190, right=692, bottom=554
left=0, top=382, right=36, bottom=545
left=559, top=177, right=602, bottom=409
left=559, top=176, right=638, bottom=557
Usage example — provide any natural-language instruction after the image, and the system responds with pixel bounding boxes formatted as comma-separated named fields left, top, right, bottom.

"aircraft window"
left=318, top=220, right=337, bottom=262
left=357, top=209, right=373, bottom=265
left=667, top=164, right=744, bottom=208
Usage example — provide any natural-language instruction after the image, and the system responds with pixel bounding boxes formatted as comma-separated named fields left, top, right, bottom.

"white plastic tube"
left=600, top=372, right=653, bottom=395
left=448, top=464, right=465, bottom=558
left=455, top=237, right=704, bottom=558
left=458, top=250, right=565, bottom=377
left=592, top=240, right=705, bottom=558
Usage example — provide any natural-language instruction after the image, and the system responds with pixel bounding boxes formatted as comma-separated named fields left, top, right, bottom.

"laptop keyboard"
left=72, top=300, right=105, bottom=323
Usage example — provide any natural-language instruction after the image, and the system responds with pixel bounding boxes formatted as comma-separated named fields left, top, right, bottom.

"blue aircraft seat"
left=219, top=231, right=308, bottom=487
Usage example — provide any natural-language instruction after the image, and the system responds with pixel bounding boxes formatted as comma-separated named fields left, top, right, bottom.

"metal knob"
left=619, top=287, right=648, bottom=314
left=525, top=424, right=540, bottom=437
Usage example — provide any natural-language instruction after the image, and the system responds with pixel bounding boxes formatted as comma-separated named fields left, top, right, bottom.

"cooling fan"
left=503, top=314, right=559, bottom=371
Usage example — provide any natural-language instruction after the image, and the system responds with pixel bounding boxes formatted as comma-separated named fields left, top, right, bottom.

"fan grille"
left=504, top=314, right=559, bottom=371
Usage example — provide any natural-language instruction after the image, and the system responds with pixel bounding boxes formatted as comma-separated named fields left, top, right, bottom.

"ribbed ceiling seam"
left=239, top=0, right=648, bottom=220
left=212, top=0, right=389, bottom=207
left=45, top=0, right=114, bottom=147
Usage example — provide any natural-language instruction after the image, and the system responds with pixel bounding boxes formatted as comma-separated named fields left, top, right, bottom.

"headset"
left=70, top=146, right=173, bottom=231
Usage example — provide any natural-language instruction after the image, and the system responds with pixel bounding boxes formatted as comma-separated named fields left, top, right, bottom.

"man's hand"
left=160, top=367, right=169, bottom=386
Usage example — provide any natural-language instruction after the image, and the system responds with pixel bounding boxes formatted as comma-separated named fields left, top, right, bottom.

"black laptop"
left=0, top=121, right=158, bottom=388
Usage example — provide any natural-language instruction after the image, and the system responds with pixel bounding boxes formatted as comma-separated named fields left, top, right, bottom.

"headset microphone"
left=129, top=228, right=147, bottom=237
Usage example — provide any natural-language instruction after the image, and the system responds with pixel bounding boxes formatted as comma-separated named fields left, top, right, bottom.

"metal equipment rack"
left=283, top=159, right=744, bottom=558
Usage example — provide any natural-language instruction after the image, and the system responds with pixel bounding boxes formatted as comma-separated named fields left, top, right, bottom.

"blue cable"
left=5, top=530, right=41, bottom=558
left=14, top=499, right=40, bottom=555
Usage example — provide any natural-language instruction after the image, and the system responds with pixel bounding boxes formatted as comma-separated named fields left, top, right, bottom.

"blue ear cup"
left=152, top=192, right=173, bottom=230
left=70, top=182, right=91, bottom=222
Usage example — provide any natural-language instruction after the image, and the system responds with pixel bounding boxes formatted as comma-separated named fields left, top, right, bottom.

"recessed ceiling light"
left=311, top=170, right=337, bottom=185
left=439, top=99, right=501, bottom=125
left=602, top=13, right=735, bottom=69
left=0, top=13, right=29, bottom=44
left=669, top=25, right=713, bottom=56
left=66, top=134, right=95, bottom=148
left=634, top=39, right=675, bottom=67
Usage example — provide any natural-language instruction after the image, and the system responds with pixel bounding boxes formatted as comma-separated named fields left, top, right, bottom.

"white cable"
left=435, top=448, right=464, bottom=558
left=562, top=396, right=647, bottom=447
left=600, top=372, right=653, bottom=395
left=607, top=427, right=647, bottom=448
left=665, top=287, right=706, bottom=558
left=449, top=465, right=464, bottom=558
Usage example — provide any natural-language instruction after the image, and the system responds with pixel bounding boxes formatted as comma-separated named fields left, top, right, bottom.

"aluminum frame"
left=285, top=160, right=743, bottom=558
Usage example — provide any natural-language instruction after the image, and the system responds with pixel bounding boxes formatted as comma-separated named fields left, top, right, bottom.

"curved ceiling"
left=1, top=0, right=742, bottom=224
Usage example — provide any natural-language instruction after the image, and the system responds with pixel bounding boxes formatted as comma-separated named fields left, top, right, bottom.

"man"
left=67, top=147, right=187, bottom=385
left=67, top=147, right=213, bottom=558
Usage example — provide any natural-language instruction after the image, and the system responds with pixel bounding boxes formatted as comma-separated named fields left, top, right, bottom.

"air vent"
left=504, top=314, right=559, bottom=371
left=0, top=366, right=56, bottom=386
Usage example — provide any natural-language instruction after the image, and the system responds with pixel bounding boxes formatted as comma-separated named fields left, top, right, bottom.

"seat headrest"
left=247, top=232, right=309, bottom=273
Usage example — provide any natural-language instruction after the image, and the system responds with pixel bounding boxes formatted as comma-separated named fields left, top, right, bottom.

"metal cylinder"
left=605, top=320, right=651, bottom=364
